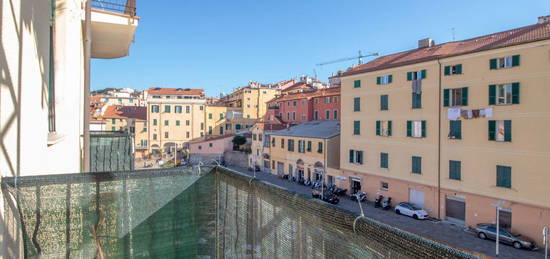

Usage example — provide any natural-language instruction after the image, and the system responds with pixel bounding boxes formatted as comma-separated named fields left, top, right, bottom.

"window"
left=151, top=105, right=160, bottom=113
left=164, top=132, right=169, bottom=138
left=164, top=105, right=171, bottom=113
left=301, top=114, right=306, bottom=120
left=376, top=75, right=393, bottom=85
left=353, top=97, right=361, bottom=112
left=314, top=98, right=319, bottom=104
left=412, top=93, right=422, bottom=109
left=186, top=106, right=190, bottom=113
left=236, top=124, right=241, bottom=130
left=325, top=110, right=330, bottom=120
left=286, top=112, right=290, bottom=120
left=208, top=126, right=212, bottom=135
left=380, top=95, right=388, bottom=110
left=292, top=112, right=296, bottom=120
left=164, top=120, right=169, bottom=126
left=259, top=134, right=262, bottom=141
left=153, top=134, right=157, bottom=140
left=489, top=120, right=511, bottom=142
left=186, top=120, right=190, bottom=126
left=175, top=106, right=182, bottom=113
left=220, top=113, right=224, bottom=119
left=288, top=139, right=294, bottom=152
left=407, top=70, right=427, bottom=80
left=281, top=138, right=284, bottom=148
left=293, top=101, right=297, bottom=106
left=325, top=97, right=331, bottom=104
left=289, top=164, right=293, bottom=175
left=444, top=64, right=463, bottom=75
left=449, top=160, right=461, bottom=180
left=412, top=156, right=422, bottom=174
left=353, top=121, right=361, bottom=135
left=272, top=160, right=275, bottom=169
left=449, top=120, right=462, bottom=139
left=199, top=106, right=204, bottom=111
left=443, top=87, right=469, bottom=107
left=380, top=182, right=389, bottom=190
left=47, top=11, right=56, bottom=133
left=287, top=101, right=291, bottom=106
left=111, top=126, right=115, bottom=131
left=354, top=80, right=361, bottom=88
left=376, top=120, right=392, bottom=136
left=208, top=113, right=212, bottom=119
left=317, top=142, right=323, bottom=153
left=271, top=138, right=275, bottom=147
left=153, top=119, right=157, bottom=126
left=176, top=120, right=180, bottom=126
left=407, top=120, right=426, bottom=138
left=380, top=153, right=388, bottom=168
left=198, top=145, right=202, bottom=150
left=111, top=118, right=116, bottom=124
left=307, top=141, right=311, bottom=152
left=186, top=131, right=190, bottom=138
left=496, top=165, right=512, bottom=188
left=220, top=127, right=223, bottom=135
left=209, top=143, right=213, bottom=148
left=301, top=99, right=306, bottom=105
left=333, top=110, right=338, bottom=120
left=490, top=55, right=520, bottom=70
left=489, top=83, right=520, bottom=105
left=226, top=124, right=231, bottom=130
left=298, top=140, right=305, bottom=153
left=253, top=134, right=257, bottom=141
left=246, top=104, right=250, bottom=108
left=314, top=111, right=319, bottom=120
left=348, top=150, right=363, bottom=164
left=200, top=122, right=204, bottom=130
left=333, top=96, right=338, bottom=103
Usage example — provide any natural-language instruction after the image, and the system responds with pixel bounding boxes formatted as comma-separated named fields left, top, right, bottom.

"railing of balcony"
left=92, top=0, right=137, bottom=17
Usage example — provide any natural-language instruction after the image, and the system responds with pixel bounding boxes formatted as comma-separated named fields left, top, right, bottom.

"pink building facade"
left=265, top=87, right=340, bottom=124
left=188, top=134, right=234, bottom=155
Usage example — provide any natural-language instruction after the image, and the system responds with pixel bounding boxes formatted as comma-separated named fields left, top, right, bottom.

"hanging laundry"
left=466, top=110, right=473, bottom=119
left=472, top=109, right=480, bottom=118
left=448, top=108, right=461, bottom=120
left=412, top=79, right=422, bottom=94
left=484, top=108, right=493, bottom=118
left=461, top=110, right=468, bottom=119
left=480, top=109, right=486, bottom=117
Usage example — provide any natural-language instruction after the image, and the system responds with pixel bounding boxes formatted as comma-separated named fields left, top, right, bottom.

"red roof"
left=342, top=22, right=550, bottom=76
left=147, top=87, right=204, bottom=96
left=102, top=105, right=147, bottom=121
left=189, top=134, right=235, bottom=144
left=268, top=87, right=340, bottom=103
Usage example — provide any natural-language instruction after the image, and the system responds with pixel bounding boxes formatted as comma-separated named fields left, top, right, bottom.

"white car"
left=394, top=202, right=428, bottom=220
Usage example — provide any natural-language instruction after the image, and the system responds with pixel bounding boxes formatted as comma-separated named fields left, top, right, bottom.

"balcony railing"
left=92, top=0, right=137, bottom=17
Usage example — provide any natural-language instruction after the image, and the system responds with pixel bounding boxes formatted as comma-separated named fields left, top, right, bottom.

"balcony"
left=91, top=0, right=139, bottom=59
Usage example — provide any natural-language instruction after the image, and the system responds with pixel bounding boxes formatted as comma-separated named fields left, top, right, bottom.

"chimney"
left=538, top=15, right=550, bottom=24
left=418, top=38, right=435, bottom=48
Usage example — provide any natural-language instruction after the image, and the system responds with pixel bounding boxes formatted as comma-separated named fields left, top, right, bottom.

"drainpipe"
left=437, top=59, right=442, bottom=219
left=82, top=0, right=92, bottom=172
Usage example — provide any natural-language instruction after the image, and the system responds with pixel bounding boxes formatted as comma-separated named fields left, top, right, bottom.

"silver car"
left=475, top=223, right=538, bottom=250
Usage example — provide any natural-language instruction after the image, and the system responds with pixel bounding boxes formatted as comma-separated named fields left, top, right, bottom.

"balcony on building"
left=91, top=0, right=139, bottom=59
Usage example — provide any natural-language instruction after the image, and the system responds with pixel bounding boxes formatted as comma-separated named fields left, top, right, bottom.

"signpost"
left=490, top=200, right=505, bottom=257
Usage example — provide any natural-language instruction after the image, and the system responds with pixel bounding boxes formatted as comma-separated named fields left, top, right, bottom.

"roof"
left=254, top=122, right=290, bottom=131
left=281, top=82, right=313, bottom=92
left=268, top=87, right=340, bottom=103
left=102, top=105, right=147, bottom=121
left=147, top=87, right=204, bottom=96
left=189, top=134, right=235, bottom=144
left=269, top=120, right=340, bottom=139
left=342, top=22, right=550, bottom=76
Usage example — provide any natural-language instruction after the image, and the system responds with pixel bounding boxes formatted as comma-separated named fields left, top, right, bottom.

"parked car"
left=474, top=223, right=538, bottom=250
left=394, top=202, right=428, bottom=220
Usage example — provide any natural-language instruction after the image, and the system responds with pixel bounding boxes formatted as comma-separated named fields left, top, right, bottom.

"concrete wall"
left=224, top=150, right=249, bottom=168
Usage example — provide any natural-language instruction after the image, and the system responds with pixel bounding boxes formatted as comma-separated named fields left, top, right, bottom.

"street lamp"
left=490, top=200, right=505, bottom=257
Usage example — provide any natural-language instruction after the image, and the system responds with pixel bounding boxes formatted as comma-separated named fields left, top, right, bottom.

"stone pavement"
left=224, top=165, right=545, bottom=259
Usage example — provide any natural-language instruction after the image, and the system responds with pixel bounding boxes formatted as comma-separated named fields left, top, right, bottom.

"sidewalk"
left=225, top=165, right=544, bottom=259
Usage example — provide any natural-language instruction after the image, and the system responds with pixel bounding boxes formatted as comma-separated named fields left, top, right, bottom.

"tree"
left=232, top=135, right=247, bottom=150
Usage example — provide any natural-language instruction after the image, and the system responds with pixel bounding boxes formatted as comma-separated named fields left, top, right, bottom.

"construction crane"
left=316, top=50, right=379, bottom=67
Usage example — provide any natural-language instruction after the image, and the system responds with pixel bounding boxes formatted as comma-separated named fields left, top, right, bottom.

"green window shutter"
left=376, top=77, right=381, bottom=85
left=421, top=121, right=427, bottom=137
left=318, top=142, right=323, bottom=153
left=380, top=153, right=388, bottom=168
left=444, top=66, right=450, bottom=75
left=512, top=55, right=520, bottom=67
left=497, top=166, right=512, bottom=188
left=388, top=75, right=393, bottom=83
left=376, top=121, right=381, bottom=136
left=488, top=120, right=496, bottom=141
left=307, top=141, right=311, bottom=152
left=453, top=120, right=462, bottom=139
left=412, top=93, right=421, bottom=109
left=443, top=89, right=450, bottom=107
left=456, top=64, right=462, bottom=74
left=354, top=97, right=360, bottom=111
left=490, top=58, right=497, bottom=70
left=353, top=121, right=360, bottom=135
left=449, top=161, right=461, bottom=180
left=421, top=69, right=427, bottom=79
left=489, top=85, right=496, bottom=105
left=354, top=80, right=361, bottom=88
left=461, top=87, right=468, bottom=106
left=511, top=82, right=520, bottom=104
left=357, top=151, right=363, bottom=164
left=412, top=156, right=421, bottom=174
left=407, top=72, right=412, bottom=81
left=504, top=120, right=512, bottom=142
left=388, top=121, right=392, bottom=136
left=380, top=95, right=388, bottom=110
left=349, top=150, right=354, bottom=163
left=111, top=126, right=115, bottom=131
left=406, top=121, right=412, bottom=137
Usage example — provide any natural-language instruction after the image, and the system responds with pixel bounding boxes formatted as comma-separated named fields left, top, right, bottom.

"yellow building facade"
left=338, top=22, right=550, bottom=244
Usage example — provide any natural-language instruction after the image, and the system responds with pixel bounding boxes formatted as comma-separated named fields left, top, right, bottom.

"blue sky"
left=91, top=0, right=549, bottom=96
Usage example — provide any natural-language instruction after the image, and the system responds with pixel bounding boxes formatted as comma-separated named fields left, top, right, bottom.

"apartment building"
left=265, top=87, right=341, bottom=123
left=219, top=82, right=280, bottom=119
left=147, top=87, right=206, bottom=154
left=338, top=18, right=550, bottom=244
left=102, top=105, right=148, bottom=157
left=204, top=105, right=242, bottom=136
left=0, top=0, right=138, bottom=176
left=97, top=95, right=143, bottom=106
left=269, top=120, right=340, bottom=185
left=249, top=122, right=288, bottom=172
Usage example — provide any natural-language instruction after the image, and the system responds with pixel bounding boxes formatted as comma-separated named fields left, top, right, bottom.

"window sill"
left=448, top=178, right=461, bottom=181
left=47, top=132, right=65, bottom=146
left=448, top=136, right=462, bottom=140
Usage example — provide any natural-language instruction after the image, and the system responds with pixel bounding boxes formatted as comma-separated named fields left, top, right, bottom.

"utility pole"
left=490, top=200, right=505, bottom=257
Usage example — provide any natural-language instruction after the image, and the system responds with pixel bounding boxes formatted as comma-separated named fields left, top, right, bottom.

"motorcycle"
left=333, top=188, right=347, bottom=196
left=303, top=180, right=311, bottom=186
left=374, top=195, right=384, bottom=208
left=382, top=197, right=392, bottom=210
left=312, top=190, right=340, bottom=204
left=351, top=192, right=367, bottom=202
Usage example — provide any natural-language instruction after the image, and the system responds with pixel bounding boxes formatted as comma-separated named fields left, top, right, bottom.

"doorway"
left=350, top=178, right=361, bottom=194
left=408, top=189, right=425, bottom=209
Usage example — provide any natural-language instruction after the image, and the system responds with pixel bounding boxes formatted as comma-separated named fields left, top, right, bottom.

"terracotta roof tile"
left=102, top=105, right=147, bottom=121
left=147, top=87, right=204, bottom=96
left=342, top=22, right=550, bottom=76
left=268, top=87, right=340, bottom=103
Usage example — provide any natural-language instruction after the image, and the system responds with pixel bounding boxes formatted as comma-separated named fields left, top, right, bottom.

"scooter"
left=382, top=197, right=392, bottom=210
left=351, top=192, right=367, bottom=202
left=303, top=180, right=311, bottom=186
left=374, top=195, right=384, bottom=208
